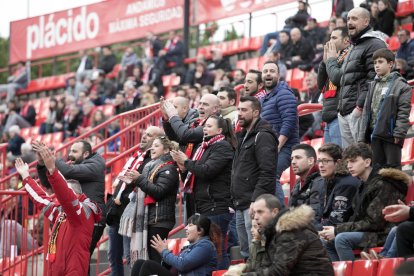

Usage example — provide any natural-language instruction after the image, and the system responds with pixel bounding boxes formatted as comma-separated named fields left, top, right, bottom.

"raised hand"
left=15, top=158, right=30, bottom=179
left=38, top=146, right=56, bottom=174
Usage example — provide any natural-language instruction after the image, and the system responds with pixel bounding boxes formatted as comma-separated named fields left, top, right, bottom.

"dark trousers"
left=89, top=224, right=106, bottom=256
left=396, top=221, right=414, bottom=257
left=148, top=226, right=171, bottom=264
left=131, top=259, right=172, bottom=276
left=207, top=212, right=233, bottom=270
left=371, top=138, right=402, bottom=168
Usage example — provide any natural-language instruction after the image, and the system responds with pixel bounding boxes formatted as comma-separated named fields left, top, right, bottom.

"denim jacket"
left=161, top=237, right=217, bottom=276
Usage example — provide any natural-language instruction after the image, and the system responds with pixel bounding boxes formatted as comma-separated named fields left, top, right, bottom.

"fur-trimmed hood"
left=276, top=205, right=315, bottom=233
left=378, top=168, right=411, bottom=186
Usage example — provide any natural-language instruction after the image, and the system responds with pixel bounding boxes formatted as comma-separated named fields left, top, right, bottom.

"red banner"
left=192, top=0, right=295, bottom=25
left=10, top=0, right=184, bottom=64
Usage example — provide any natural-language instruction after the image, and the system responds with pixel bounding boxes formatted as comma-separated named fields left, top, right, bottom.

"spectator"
left=278, top=30, right=293, bottom=62
left=336, top=16, right=347, bottom=28
left=80, top=101, right=96, bottom=130
left=208, top=48, right=232, bottom=72
left=188, top=85, right=202, bottom=109
left=92, top=70, right=117, bottom=100
left=285, top=28, right=315, bottom=68
left=145, top=32, right=163, bottom=59
left=200, top=85, right=213, bottom=96
left=163, top=31, right=185, bottom=68
left=0, top=61, right=28, bottom=102
left=375, top=0, right=395, bottom=37
left=396, top=29, right=414, bottom=66
left=3, top=96, right=36, bottom=132
left=99, top=46, right=117, bottom=75
left=132, top=214, right=220, bottom=276
left=66, top=76, right=85, bottom=100
left=337, top=7, right=387, bottom=148
left=231, top=96, right=277, bottom=258
left=114, top=92, right=133, bottom=115
left=217, top=86, right=238, bottom=126
left=320, top=143, right=409, bottom=261
left=231, top=194, right=334, bottom=275
left=124, top=80, right=141, bottom=109
left=285, top=0, right=310, bottom=29
left=261, top=61, right=299, bottom=206
left=20, top=143, right=36, bottom=164
left=316, top=143, right=359, bottom=231
left=91, top=109, right=106, bottom=130
left=40, top=98, right=60, bottom=134
left=233, top=69, right=246, bottom=86
left=289, top=144, right=324, bottom=218
left=266, top=51, right=287, bottom=81
left=171, top=116, right=235, bottom=269
left=34, top=140, right=106, bottom=259
left=121, top=47, right=138, bottom=70
left=128, top=66, right=144, bottom=88
left=76, top=49, right=94, bottom=80
left=108, top=126, right=161, bottom=274
left=318, top=26, right=350, bottom=147
left=395, top=58, right=414, bottom=80
left=303, top=72, right=321, bottom=103
left=64, top=105, right=83, bottom=137
left=361, top=225, right=398, bottom=260
left=242, top=69, right=266, bottom=98
left=292, top=89, right=315, bottom=139
left=194, top=62, right=215, bottom=87
left=357, top=49, right=412, bottom=168
left=140, top=92, right=157, bottom=107
left=7, top=125, right=25, bottom=156
left=304, top=18, right=327, bottom=49
left=335, top=0, right=354, bottom=18
left=14, top=147, right=100, bottom=275
left=120, top=136, right=179, bottom=264
left=370, top=1, right=380, bottom=29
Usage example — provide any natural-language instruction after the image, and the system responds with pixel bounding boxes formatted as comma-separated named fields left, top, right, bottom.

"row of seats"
left=17, top=73, right=74, bottom=96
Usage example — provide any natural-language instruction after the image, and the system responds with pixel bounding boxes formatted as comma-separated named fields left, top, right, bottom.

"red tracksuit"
left=23, top=169, right=100, bottom=276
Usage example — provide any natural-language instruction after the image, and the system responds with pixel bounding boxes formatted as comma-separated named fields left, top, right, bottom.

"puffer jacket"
left=358, top=71, right=412, bottom=145
left=337, top=28, right=387, bottom=116
left=261, top=81, right=299, bottom=148
left=184, top=139, right=233, bottom=216
left=336, top=168, right=409, bottom=249
left=134, top=154, right=179, bottom=228
left=245, top=205, right=334, bottom=276
left=231, top=118, right=278, bottom=210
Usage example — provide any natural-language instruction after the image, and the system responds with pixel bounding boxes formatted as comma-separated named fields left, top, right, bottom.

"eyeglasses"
left=316, top=159, right=335, bottom=165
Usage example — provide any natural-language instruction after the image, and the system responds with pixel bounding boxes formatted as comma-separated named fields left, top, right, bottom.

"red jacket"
left=23, top=169, right=100, bottom=275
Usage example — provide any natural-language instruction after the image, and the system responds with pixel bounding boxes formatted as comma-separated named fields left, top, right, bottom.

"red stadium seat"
left=332, top=261, right=352, bottom=276
left=249, top=36, right=263, bottom=51
left=280, top=168, right=291, bottom=184
left=401, top=23, right=413, bottom=32
left=351, top=260, right=378, bottom=276
left=396, top=0, right=414, bottom=17
left=167, top=238, right=180, bottom=255
left=247, top=57, right=260, bottom=70
left=239, top=37, right=251, bottom=52
left=401, top=137, right=414, bottom=165
left=258, top=56, right=266, bottom=70
left=290, top=68, right=306, bottom=90
left=212, top=270, right=228, bottom=276
left=377, top=258, right=404, bottom=276
left=106, top=64, right=121, bottom=79
left=310, top=138, right=324, bottom=152
left=236, top=60, right=248, bottom=72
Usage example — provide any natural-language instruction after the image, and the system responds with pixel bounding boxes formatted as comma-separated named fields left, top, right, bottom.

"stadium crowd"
left=2, top=0, right=414, bottom=275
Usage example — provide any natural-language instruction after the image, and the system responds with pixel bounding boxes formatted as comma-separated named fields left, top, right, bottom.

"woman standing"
left=119, top=136, right=179, bottom=265
left=172, top=116, right=236, bottom=269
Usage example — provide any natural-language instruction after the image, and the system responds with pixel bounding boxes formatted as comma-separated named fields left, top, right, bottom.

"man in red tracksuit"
left=15, top=145, right=100, bottom=276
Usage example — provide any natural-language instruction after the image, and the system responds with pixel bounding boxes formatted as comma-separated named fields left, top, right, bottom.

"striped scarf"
left=323, top=47, right=350, bottom=99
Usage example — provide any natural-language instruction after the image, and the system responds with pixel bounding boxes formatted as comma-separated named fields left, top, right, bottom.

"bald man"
left=285, top=27, right=314, bottom=68
left=172, top=96, right=199, bottom=124
left=334, top=7, right=387, bottom=147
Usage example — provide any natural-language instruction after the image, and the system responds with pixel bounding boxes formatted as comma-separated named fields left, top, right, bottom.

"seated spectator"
left=121, top=47, right=138, bottom=71
left=131, top=214, right=220, bottom=276
left=316, top=143, right=359, bottom=231
left=336, top=16, right=347, bottom=28
left=187, top=86, right=201, bottom=109
left=0, top=62, right=28, bottom=102
left=375, top=0, right=395, bottom=37
left=395, top=58, right=414, bottom=80
left=124, top=80, right=141, bottom=109
left=232, top=69, right=246, bottom=86
left=99, top=46, right=117, bottom=75
left=277, top=30, right=293, bottom=62
left=64, top=105, right=83, bottom=138
left=66, top=76, right=85, bottom=100
left=396, top=29, right=414, bottom=66
left=91, top=109, right=106, bottom=135
left=227, top=194, right=334, bottom=275
left=266, top=51, right=287, bottom=81
left=208, top=48, right=232, bottom=72
left=302, top=72, right=321, bottom=103
left=200, top=85, right=213, bottom=96
left=114, top=92, right=133, bottom=115
left=139, top=92, right=156, bottom=107
left=128, top=66, right=144, bottom=89
left=320, top=143, right=409, bottom=261
left=40, top=98, right=60, bottom=134
left=289, top=144, right=324, bottom=217
left=3, top=96, right=36, bottom=132
left=80, top=101, right=96, bottom=130
left=217, top=87, right=238, bottom=126
left=285, top=0, right=310, bottom=29
left=304, top=17, right=326, bottom=50
left=20, top=143, right=37, bottom=164
left=361, top=225, right=398, bottom=260
left=285, top=28, right=315, bottom=68
left=7, top=125, right=25, bottom=157
left=92, top=70, right=117, bottom=100
left=194, top=62, right=215, bottom=87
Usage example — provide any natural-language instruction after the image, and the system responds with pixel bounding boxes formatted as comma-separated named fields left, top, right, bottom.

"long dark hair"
left=187, top=214, right=222, bottom=258
left=209, top=115, right=237, bottom=149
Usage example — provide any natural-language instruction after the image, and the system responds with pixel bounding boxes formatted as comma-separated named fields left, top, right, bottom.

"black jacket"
left=231, top=118, right=278, bottom=210
left=376, top=9, right=395, bottom=37
left=338, top=28, right=387, bottom=116
left=279, top=41, right=293, bottom=61
left=289, top=38, right=315, bottom=66
left=37, top=152, right=106, bottom=222
left=184, top=139, right=233, bottom=216
left=134, top=154, right=179, bottom=228
left=99, top=54, right=117, bottom=74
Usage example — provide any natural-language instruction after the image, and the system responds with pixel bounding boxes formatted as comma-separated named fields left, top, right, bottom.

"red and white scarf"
left=183, top=134, right=225, bottom=193
left=184, top=117, right=208, bottom=157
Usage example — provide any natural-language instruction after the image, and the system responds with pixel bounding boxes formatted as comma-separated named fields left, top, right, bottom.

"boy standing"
left=358, top=48, right=412, bottom=168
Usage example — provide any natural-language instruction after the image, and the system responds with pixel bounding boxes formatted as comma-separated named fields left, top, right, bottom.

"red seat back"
left=333, top=261, right=352, bottom=276
left=351, top=260, right=378, bottom=276
left=377, top=258, right=404, bottom=276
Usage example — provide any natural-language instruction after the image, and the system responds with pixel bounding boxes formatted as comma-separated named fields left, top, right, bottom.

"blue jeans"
left=333, top=232, right=365, bottom=261
left=235, top=209, right=253, bottom=258
left=324, top=118, right=342, bottom=147
left=380, top=226, right=397, bottom=258
left=276, top=146, right=292, bottom=208
left=208, top=212, right=233, bottom=269
left=260, top=32, right=279, bottom=55
left=108, top=224, right=131, bottom=276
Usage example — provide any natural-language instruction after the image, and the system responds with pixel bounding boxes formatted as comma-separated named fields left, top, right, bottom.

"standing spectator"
left=14, top=148, right=100, bottom=276
left=261, top=61, right=299, bottom=206
left=320, top=143, right=409, bottom=261
left=208, top=48, right=232, bottom=72
left=285, top=28, right=315, bottom=68
left=34, top=140, right=106, bottom=259
left=396, top=29, right=414, bottom=66
left=231, top=96, right=277, bottom=258
left=217, top=87, right=238, bottom=126
left=376, top=0, right=395, bottom=37
left=145, top=32, right=163, bottom=59
left=337, top=7, right=387, bottom=148
left=66, top=76, right=85, bottom=100
left=357, top=49, right=412, bottom=168
left=335, top=0, right=354, bottom=18
left=99, top=46, right=117, bottom=75
left=289, top=144, right=324, bottom=218
left=285, top=0, right=310, bottom=29
left=172, top=116, right=235, bottom=269
left=6, top=125, right=25, bottom=156
left=0, top=62, right=28, bottom=102
left=121, top=47, right=138, bottom=71
left=304, top=18, right=327, bottom=50
left=242, top=70, right=265, bottom=98
left=318, top=26, right=350, bottom=147
left=76, top=49, right=94, bottom=80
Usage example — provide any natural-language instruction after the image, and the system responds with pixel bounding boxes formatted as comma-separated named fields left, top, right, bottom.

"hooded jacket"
left=336, top=168, right=409, bottom=248
left=231, top=118, right=278, bottom=210
left=357, top=71, right=412, bottom=145
left=246, top=205, right=334, bottom=276
left=338, top=28, right=387, bottom=116
left=261, top=81, right=299, bottom=148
